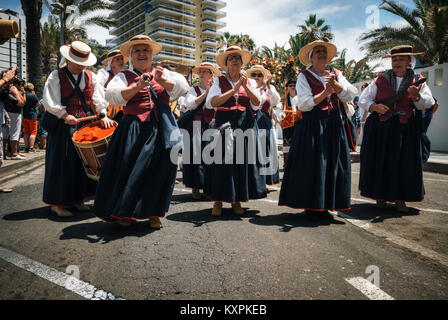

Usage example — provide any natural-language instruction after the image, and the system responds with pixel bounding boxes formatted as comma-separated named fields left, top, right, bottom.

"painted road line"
left=338, top=212, right=448, bottom=268
left=345, top=277, right=394, bottom=300
left=0, top=246, right=124, bottom=300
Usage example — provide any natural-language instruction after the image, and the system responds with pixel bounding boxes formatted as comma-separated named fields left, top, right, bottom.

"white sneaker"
left=10, top=154, right=25, bottom=160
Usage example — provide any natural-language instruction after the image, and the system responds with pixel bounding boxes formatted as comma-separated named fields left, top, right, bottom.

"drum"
left=72, top=121, right=117, bottom=181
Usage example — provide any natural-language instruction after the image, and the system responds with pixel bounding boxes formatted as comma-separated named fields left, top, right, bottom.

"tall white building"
left=110, top=0, right=226, bottom=67
left=0, top=9, right=26, bottom=80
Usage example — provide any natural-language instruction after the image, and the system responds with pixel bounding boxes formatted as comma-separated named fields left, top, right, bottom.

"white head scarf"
left=106, top=59, right=112, bottom=72
left=409, top=56, right=416, bottom=70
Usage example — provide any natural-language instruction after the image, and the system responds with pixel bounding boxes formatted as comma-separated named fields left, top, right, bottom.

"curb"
left=350, top=152, right=448, bottom=175
left=0, top=153, right=45, bottom=181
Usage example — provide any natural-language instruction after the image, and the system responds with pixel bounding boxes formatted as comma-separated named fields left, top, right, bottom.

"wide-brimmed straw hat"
left=298, top=40, right=337, bottom=66
left=60, top=41, right=97, bottom=66
left=216, top=46, right=251, bottom=69
left=245, top=64, right=271, bottom=78
left=192, top=62, right=221, bottom=76
left=102, top=49, right=128, bottom=65
left=382, top=45, right=424, bottom=58
left=120, top=35, right=162, bottom=57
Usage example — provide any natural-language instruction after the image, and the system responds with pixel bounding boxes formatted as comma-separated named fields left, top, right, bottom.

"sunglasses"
left=287, top=84, right=295, bottom=88
left=251, top=73, right=264, bottom=78
left=227, top=55, right=242, bottom=61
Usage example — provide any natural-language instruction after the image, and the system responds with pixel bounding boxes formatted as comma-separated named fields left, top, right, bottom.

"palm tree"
left=44, top=0, right=115, bottom=45
left=330, top=49, right=379, bottom=83
left=288, top=33, right=311, bottom=69
left=41, top=15, right=60, bottom=78
left=298, top=14, right=333, bottom=42
left=20, top=0, right=43, bottom=97
left=359, top=0, right=448, bottom=65
left=216, top=31, right=231, bottom=51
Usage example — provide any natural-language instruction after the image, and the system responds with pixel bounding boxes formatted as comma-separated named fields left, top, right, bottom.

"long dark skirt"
left=93, top=115, right=177, bottom=222
left=359, top=113, right=424, bottom=202
left=256, top=111, right=280, bottom=185
left=203, top=108, right=267, bottom=203
left=43, top=119, right=96, bottom=207
left=279, top=109, right=351, bottom=211
left=182, top=121, right=208, bottom=189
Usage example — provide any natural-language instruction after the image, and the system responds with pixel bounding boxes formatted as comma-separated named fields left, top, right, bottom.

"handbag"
left=339, top=101, right=358, bottom=152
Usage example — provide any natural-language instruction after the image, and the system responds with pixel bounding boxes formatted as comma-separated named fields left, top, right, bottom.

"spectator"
left=0, top=75, right=26, bottom=160
left=37, top=99, right=47, bottom=149
left=0, top=67, right=16, bottom=193
left=22, top=82, right=40, bottom=152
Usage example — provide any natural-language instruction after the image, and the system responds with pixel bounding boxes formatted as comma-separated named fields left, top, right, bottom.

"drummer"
left=93, top=35, right=189, bottom=228
left=42, top=40, right=114, bottom=218
left=97, top=50, right=128, bottom=122
left=180, top=62, right=221, bottom=200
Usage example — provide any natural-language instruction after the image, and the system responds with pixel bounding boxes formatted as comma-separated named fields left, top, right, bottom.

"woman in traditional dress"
left=204, top=46, right=267, bottom=216
left=358, top=45, right=435, bottom=212
left=280, top=80, right=299, bottom=165
left=180, top=62, right=221, bottom=199
left=93, top=35, right=189, bottom=228
left=96, top=50, right=128, bottom=122
left=279, top=40, right=357, bottom=218
left=246, top=64, right=281, bottom=185
left=42, top=41, right=114, bottom=218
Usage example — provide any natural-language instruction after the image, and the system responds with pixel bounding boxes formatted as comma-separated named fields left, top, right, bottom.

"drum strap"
left=61, top=67, right=91, bottom=116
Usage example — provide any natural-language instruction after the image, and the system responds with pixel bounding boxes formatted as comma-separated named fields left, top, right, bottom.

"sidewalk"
left=0, top=147, right=46, bottom=182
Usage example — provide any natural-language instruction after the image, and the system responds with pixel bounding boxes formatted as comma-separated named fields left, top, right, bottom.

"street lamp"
left=51, top=2, right=65, bottom=50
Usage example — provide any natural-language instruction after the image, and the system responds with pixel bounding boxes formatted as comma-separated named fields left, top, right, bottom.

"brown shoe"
left=118, top=218, right=132, bottom=227
left=192, top=188, right=201, bottom=200
left=211, top=202, right=222, bottom=216
left=0, top=188, right=12, bottom=193
left=395, top=201, right=409, bottom=213
left=73, top=201, right=91, bottom=211
left=232, top=202, right=244, bottom=215
left=51, top=206, right=73, bottom=218
left=149, top=217, right=162, bottom=229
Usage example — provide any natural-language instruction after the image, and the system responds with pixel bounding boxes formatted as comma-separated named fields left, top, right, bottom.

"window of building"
left=435, top=68, right=443, bottom=87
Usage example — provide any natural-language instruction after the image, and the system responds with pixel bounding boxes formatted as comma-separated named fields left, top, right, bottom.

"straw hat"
left=192, top=62, right=221, bottom=76
left=216, top=46, right=251, bottom=69
left=102, top=49, right=128, bottom=66
left=298, top=40, right=337, bottom=66
left=382, top=45, right=424, bottom=58
left=245, top=64, right=271, bottom=78
left=60, top=41, right=97, bottom=66
left=120, top=35, right=162, bottom=57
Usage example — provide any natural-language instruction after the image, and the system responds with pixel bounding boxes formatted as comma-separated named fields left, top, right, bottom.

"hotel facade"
left=110, top=0, right=226, bottom=68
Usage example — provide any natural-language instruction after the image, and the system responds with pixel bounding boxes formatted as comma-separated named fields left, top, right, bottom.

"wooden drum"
left=72, top=121, right=117, bottom=181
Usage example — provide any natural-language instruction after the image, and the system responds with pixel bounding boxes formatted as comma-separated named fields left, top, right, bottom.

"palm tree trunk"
left=20, top=0, right=43, bottom=98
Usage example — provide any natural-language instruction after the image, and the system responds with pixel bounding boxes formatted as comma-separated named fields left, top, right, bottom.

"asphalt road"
left=0, top=159, right=447, bottom=301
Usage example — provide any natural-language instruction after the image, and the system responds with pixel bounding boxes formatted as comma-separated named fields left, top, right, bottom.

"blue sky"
left=2, top=0, right=415, bottom=66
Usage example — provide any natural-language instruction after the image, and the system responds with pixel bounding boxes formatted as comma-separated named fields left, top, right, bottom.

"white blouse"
left=358, top=77, right=435, bottom=113
left=96, top=68, right=111, bottom=88
left=205, top=77, right=261, bottom=110
left=183, top=86, right=207, bottom=111
left=296, top=69, right=358, bottom=112
left=258, top=85, right=281, bottom=111
left=105, top=67, right=189, bottom=107
left=42, top=69, right=109, bottom=119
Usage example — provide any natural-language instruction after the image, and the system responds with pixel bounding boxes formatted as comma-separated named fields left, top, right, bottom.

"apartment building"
left=110, top=0, right=226, bottom=68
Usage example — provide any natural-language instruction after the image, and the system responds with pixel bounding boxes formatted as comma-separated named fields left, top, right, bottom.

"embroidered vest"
left=281, top=94, right=300, bottom=129
left=217, top=76, right=251, bottom=111
left=374, top=73, right=423, bottom=124
left=302, top=68, right=341, bottom=113
left=260, top=89, right=270, bottom=115
left=104, top=70, right=115, bottom=88
left=58, top=68, right=93, bottom=118
left=193, top=86, right=214, bottom=124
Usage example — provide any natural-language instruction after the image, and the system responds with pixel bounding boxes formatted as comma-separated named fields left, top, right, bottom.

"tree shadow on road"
left=167, top=207, right=261, bottom=227
left=248, top=212, right=345, bottom=232
left=341, top=203, right=420, bottom=224
left=59, top=220, right=157, bottom=244
left=2, top=206, right=95, bottom=223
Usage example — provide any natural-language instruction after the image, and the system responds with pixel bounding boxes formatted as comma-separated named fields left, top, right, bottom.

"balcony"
left=147, top=5, right=196, bottom=21
left=203, top=38, right=217, bottom=45
left=155, top=50, right=196, bottom=62
left=113, top=0, right=144, bottom=20
left=202, top=0, right=226, bottom=9
left=114, top=0, right=140, bottom=16
left=202, top=48, right=218, bottom=56
left=156, top=39, right=196, bottom=52
left=202, top=17, right=226, bottom=29
left=149, top=0, right=196, bottom=10
left=110, top=11, right=145, bottom=35
left=149, top=16, right=196, bottom=31
left=203, top=7, right=226, bottom=18
left=149, top=27, right=196, bottom=40
left=202, top=28, right=223, bottom=36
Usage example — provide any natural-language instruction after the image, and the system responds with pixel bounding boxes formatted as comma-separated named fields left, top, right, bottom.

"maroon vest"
left=122, top=70, right=170, bottom=122
left=374, top=74, right=422, bottom=124
left=302, top=69, right=341, bottom=113
left=217, top=76, right=251, bottom=111
left=58, top=68, right=93, bottom=117
left=192, top=86, right=214, bottom=124
left=104, top=70, right=115, bottom=88
left=260, top=89, right=271, bottom=115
